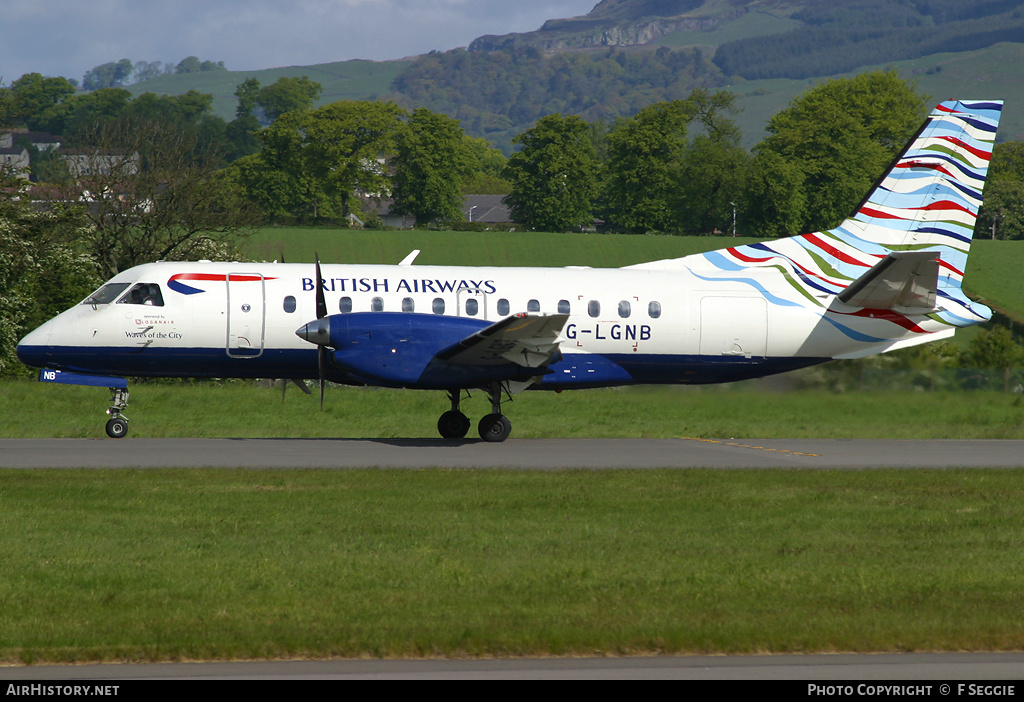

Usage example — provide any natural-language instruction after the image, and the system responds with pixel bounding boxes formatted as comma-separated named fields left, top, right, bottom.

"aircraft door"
left=699, top=296, right=767, bottom=362
left=225, top=272, right=266, bottom=358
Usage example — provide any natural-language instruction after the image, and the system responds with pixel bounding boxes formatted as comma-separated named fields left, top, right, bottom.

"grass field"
left=3, top=467, right=1024, bottom=663
left=3, top=379, right=1024, bottom=440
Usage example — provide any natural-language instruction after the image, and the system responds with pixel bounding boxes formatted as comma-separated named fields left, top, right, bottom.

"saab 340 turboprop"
left=17, top=100, right=1003, bottom=442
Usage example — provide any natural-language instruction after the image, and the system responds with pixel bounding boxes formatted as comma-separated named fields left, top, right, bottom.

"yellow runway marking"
left=683, top=437, right=820, bottom=458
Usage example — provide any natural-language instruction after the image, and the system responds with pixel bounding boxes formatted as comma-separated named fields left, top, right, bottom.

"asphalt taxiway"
left=2, top=652, right=1023, bottom=680
left=1, top=437, right=1023, bottom=469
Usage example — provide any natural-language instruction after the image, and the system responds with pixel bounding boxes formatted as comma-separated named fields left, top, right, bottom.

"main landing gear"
left=104, top=386, right=130, bottom=438
left=437, top=384, right=513, bottom=442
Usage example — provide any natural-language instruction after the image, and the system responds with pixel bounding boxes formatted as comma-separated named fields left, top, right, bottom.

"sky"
left=2, top=0, right=600, bottom=84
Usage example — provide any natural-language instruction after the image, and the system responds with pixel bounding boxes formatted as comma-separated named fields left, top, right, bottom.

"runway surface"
left=3, top=652, right=1023, bottom=680
left=2, top=437, right=1024, bottom=469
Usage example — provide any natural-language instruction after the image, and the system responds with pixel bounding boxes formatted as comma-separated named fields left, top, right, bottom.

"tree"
left=673, top=90, right=749, bottom=234
left=462, top=135, right=510, bottom=194
left=503, top=114, right=599, bottom=232
left=0, top=169, right=100, bottom=375
left=741, top=150, right=808, bottom=238
left=676, top=133, right=751, bottom=234
left=601, top=100, right=693, bottom=233
left=989, top=141, right=1024, bottom=182
left=256, top=77, right=322, bottom=123
left=391, top=108, right=473, bottom=223
left=133, top=60, right=169, bottom=84
left=174, top=57, right=202, bottom=74
left=234, top=79, right=262, bottom=121
left=0, top=73, right=77, bottom=127
left=233, top=100, right=405, bottom=221
left=82, top=60, right=134, bottom=90
left=962, top=324, right=1024, bottom=392
left=977, top=180, right=1024, bottom=240
left=56, top=117, right=260, bottom=277
left=225, top=79, right=263, bottom=162
left=32, top=87, right=133, bottom=135
left=755, top=70, right=928, bottom=233
left=978, top=141, right=1024, bottom=240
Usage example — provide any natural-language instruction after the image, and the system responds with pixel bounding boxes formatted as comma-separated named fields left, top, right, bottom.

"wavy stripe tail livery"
left=18, top=100, right=1002, bottom=441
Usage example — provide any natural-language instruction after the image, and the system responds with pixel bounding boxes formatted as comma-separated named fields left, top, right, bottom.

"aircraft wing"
left=434, top=313, right=568, bottom=368
left=837, top=251, right=939, bottom=310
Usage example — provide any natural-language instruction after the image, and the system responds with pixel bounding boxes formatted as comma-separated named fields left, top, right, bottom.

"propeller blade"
left=318, top=346, right=327, bottom=411
left=315, top=251, right=327, bottom=320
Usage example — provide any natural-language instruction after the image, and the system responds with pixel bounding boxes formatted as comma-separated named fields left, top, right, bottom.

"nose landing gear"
left=104, top=386, right=130, bottom=438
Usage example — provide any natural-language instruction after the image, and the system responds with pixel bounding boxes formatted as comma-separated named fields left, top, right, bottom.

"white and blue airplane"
left=17, top=100, right=1002, bottom=441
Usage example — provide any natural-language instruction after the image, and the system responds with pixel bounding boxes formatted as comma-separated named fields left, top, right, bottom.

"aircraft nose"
left=295, top=318, right=330, bottom=346
left=16, top=320, right=54, bottom=368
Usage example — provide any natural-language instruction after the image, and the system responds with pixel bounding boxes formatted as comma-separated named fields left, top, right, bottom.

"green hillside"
left=122, top=38, right=1024, bottom=153
left=126, top=59, right=408, bottom=121
left=731, top=42, right=1024, bottom=147
left=654, top=9, right=802, bottom=48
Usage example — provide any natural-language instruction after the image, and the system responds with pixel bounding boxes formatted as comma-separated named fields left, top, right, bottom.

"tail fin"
left=835, top=99, right=1002, bottom=290
left=676, top=100, right=1001, bottom=325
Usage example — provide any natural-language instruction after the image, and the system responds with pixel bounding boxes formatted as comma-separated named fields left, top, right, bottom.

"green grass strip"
left=2, top=468, right=1023, bottom=663
left=3, top=379, right=1024, bottom=440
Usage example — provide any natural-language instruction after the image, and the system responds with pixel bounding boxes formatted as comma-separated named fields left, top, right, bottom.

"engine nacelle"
left=298, top=312, right=491, bottom=387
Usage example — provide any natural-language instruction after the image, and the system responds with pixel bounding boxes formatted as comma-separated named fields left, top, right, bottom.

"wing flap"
left=435, top=313, right=568, bottom=368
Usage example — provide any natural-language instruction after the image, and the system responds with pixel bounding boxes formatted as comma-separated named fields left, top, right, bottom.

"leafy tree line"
left=229, top=70, right=937, bottom=238
left=502, top=71, right=931, bottom=237
left=228, top=100, right=507, bottom=224
left=82, top=56, right=227, bottom=90
left=0, top=72, right=326, bottom=167
left=795, top=326, right=1024, bottom=395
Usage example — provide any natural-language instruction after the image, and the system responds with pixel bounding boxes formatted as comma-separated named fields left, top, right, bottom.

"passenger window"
left=618, top=300, right=631, bottom=318
left=497, top=298, right=510, bottom=316
left=466, top=299, right=479, bottom=316
left=371, top=297, right=383, bottom=312
left=432, top=298, right=445, bottom=315
left=527, top=299, right=540, bottom=313
left=402, top=297, right=414, bottom=313
left=588, top=300, right=600, bottom=318
left=558, top=300, right=570, bottom=314
left=283, top=296, right=296, bottom=313
left=648, top=301, right=662, bottom=319
left=118, top=283, right=164, bottom=307
left=339, top=296, right=352, bottom=314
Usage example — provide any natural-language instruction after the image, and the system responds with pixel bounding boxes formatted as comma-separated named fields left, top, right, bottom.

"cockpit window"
left=82, top=282, right=130, bottom=306
left=117, top=283, right=164, bottom=307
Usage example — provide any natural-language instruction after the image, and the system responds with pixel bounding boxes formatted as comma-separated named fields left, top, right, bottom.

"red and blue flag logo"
left=168, top=273, right=276, bottom=295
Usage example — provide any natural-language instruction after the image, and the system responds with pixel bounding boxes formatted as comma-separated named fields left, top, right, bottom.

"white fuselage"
left=18, top=257, right=952, bottom=391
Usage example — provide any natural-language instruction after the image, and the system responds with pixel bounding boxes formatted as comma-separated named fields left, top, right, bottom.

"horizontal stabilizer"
left=837, top=251, right=939, bottom=310
left=436, top=313, right=568, bottom=368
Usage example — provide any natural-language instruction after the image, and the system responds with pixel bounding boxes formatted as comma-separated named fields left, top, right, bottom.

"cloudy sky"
left=3, top=0, right=599, bottom=84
